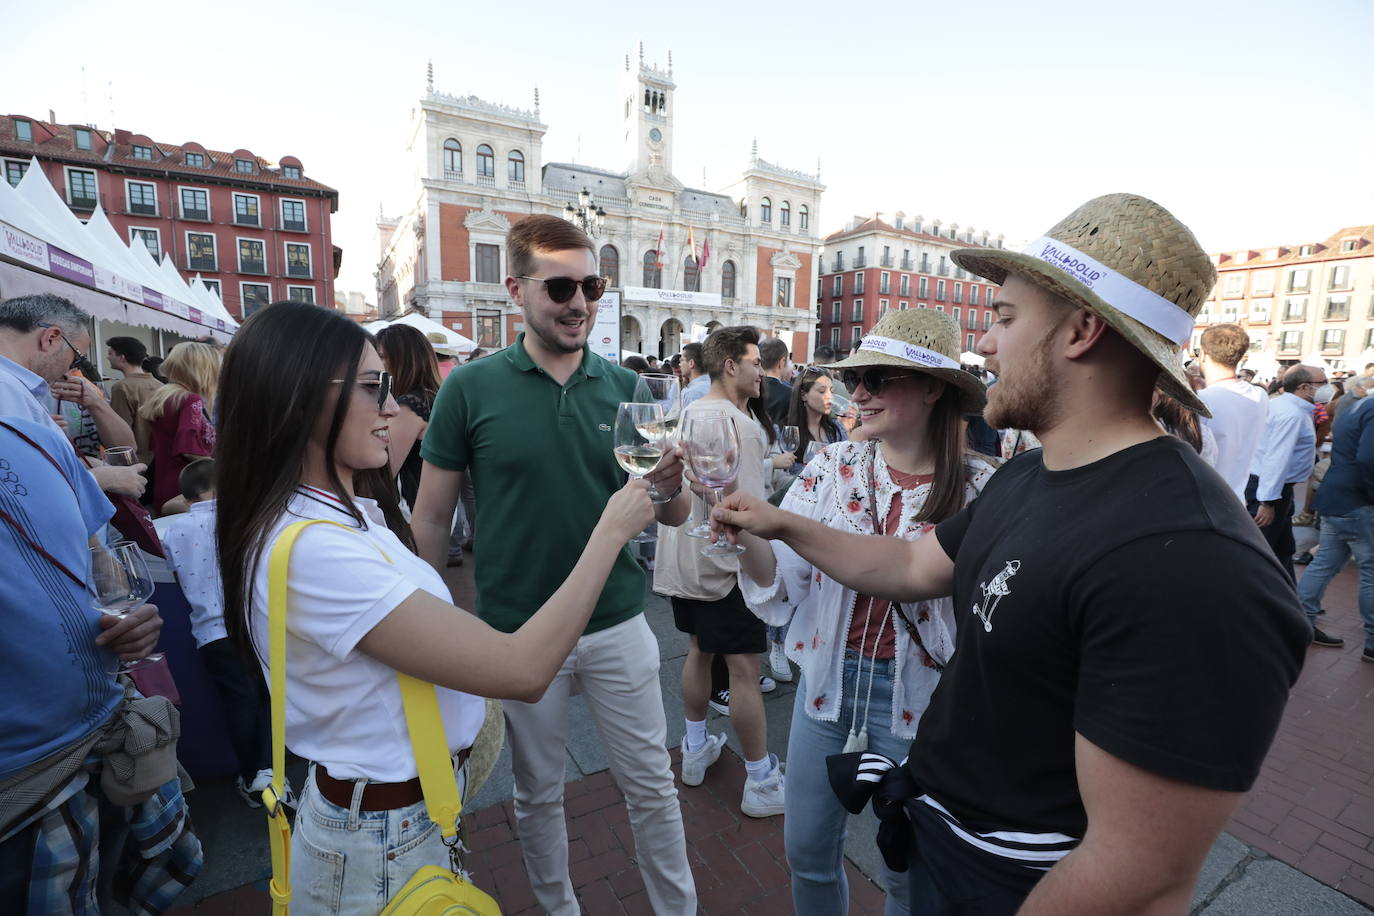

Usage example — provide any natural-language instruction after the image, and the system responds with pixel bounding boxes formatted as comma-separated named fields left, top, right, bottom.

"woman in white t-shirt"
left=213, top=302, right=653, bottom=914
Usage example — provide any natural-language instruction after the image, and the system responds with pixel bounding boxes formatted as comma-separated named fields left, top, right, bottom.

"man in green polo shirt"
left=413, top=214, right=695, bottom=915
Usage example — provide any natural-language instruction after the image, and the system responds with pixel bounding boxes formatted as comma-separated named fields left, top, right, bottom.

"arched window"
left=642, top=250, right=662, bottom=288
left=443, top=138, right=461, bottom=175
left=760, top=197, right=772, bottom=223
left=476, top=144, right=494, bottom=178
left=721, top=260, right=737, bottom=299
left=507, top=150, right=525, bottom=183
left=799, top=205, right=809, bottom=231
left=599, top=245, right=620, bottom=287
left=780, top=201, right=791, bottom=227
left=684, top=253, right=700, bottom=292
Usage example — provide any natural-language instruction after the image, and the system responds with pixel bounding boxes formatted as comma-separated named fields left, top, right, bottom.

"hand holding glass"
left=686, top=414, right=745, bottom=557
left=680, top=411, right=728, bottom=539
left=88, top=541, right=162, bottom=672
left=614, top=402, right=665, bottom=543
left=633, top=374, right=683, bottom=504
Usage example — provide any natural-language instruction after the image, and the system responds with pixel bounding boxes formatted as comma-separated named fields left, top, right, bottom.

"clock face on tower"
left=649, top=127, right=662, bottom=145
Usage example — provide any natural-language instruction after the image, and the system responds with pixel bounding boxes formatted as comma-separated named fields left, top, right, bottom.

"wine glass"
left=88, top=541, right=162, bottom=672
left=686, top=414, right=745, bottom=557
left=779, top=426, right=800, bottom=455
left=614, top=402, right=665, bottom=543
left=634, top=374, right=683, bottom=504
left=681, top=410, right=729, bottom=539
left=104, top=446, right=136, bottom=467
left=803, top=441, right=825, bottom=465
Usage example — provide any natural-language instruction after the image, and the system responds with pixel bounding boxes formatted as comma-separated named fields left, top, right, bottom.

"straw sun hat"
left=951, top=193, right=1216, bottom=416
left=829, top=308, right=987, bottom=412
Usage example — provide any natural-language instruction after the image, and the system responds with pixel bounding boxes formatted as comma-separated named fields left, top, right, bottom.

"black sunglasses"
left=840, top=368, right=921, bottom=396
left=331, top=371, right=393, bottom=410
left=517, top=275, right=608, bottom=304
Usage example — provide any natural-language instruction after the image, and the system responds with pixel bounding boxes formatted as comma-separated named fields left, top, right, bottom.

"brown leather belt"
left=315, top=747, right=471, bottom=812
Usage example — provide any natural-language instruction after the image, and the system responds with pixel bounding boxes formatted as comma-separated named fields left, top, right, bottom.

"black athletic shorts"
left=671, top=585, right=767, bottom=655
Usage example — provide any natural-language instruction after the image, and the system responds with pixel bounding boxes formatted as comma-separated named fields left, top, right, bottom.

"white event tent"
left=365, top=311, right=475, bottom=355
left=0, top=156, right=236, bottom=343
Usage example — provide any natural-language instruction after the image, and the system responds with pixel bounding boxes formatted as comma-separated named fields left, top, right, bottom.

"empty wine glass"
left=681, top=410, right=728, bottom=539
left=634, top=374, right=683, bottom=503
left=103, top=446, right=137, bottom=467
left=686, top=413, right=745, bottom=557
left=614, top=402, right=665, bottom=543
left=88, top=541, right=161, bottom=672
left=779, top=425, right=800, bottom=455
left=803, top=441, right=825, bottom=465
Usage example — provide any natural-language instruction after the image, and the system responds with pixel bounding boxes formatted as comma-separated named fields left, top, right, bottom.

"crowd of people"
left=0, top=193, right=1333, bottom=914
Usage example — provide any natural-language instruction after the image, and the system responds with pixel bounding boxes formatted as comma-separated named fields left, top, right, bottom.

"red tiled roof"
left=1213, top=225, right=1374, bottom=271
left=822, top=214, right=1000, bottom=249
left=0, top=114, right=338, bottom=201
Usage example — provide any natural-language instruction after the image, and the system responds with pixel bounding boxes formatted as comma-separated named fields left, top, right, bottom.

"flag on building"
left=654, top=226, right=665, bottom=270
left=698, top=236, right=710, bottom=271
left=686, top=226, right=698, bottom=265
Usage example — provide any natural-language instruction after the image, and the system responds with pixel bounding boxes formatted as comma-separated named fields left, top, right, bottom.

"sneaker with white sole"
left=681, top=733, right=726, bottom=786
left=741, top=755, right=785, bottom=817
left=708, top=688, right=731, bottom=716
left=759, top=675, right=776, bottom=694
left=768, top=643, right=793, bottom=682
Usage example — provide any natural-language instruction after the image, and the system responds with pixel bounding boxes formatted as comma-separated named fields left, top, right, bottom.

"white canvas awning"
left=960, top=350, right=985, bottom=366
left=365, top=312, right=475, bottom=354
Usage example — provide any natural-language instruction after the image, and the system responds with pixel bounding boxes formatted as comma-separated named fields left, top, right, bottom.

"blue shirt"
left=0, top=353, right=62, bottom=433
left=0, top=417, right=119, bottom=779
left=1249, top=392, right=1316, bottom=501
left=681, top=374, right=710, bottom=408
left=1313, top=396, right=1374, bottom=517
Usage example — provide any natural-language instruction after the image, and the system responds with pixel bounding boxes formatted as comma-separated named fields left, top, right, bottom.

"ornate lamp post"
left=564, top=188, right=606, bottom=237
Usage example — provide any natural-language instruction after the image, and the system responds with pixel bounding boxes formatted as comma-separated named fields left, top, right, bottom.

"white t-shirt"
left=160, top=499, right=227, bottom=648
left=249, top=487, right=484, bottom=782
left=1199, top=379, right=1269, bottom=503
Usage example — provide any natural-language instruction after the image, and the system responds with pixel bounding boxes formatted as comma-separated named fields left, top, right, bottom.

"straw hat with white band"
left=829, top=309, right=987, bottom=413
left=950, top=193, right=1216, bottom=417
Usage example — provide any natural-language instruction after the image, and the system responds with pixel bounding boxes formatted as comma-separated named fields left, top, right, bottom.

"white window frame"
left=279, top=197, right=309, bottom=232
left=236, top=236, right=267, bottom=274
left=935, top=304, right=945, bottom=312
left=880, top=271, right=891, bottom=294
left=854, top=272, right=865, bottom=295
left=880, top=298, right=889, bottom=315
left=852, top=325, right=863, bottom=345
left=127, top=226, right=161, bottom=259
left=283, top=241, right=313, bottom=279
left=240, top=281, right=272, bottom=314
left=899, top=301, right=908, bottom=310
left=184, top=230, right=217, bottom=272
left=131, top=144, right=154, bottom=161
left=832, top=275, right=842, bottom=296
left=853, top=299, right=864, bottom=322
left=936, top=279, right=946, bottom=300
left=831, top=327, right=840, bottom=348
left=953, top=282, right=963, bottom=304
left=966, top=333, right=975, bottom=350
left=1330, top=265, right=1352, bottom=290
left=74, top=127, right=93, bottom=151
left=831, top=302, right=841, bottom=322
left=918, top=277, right=928, bottom=298
left=184, top=151, right=206, bottom=168
left=899, top=274, right=910, bottom=296
left=123, top=178, right=158, bottom=216
left=952, top=306, right=960, bottom=322
left=234, top=158, right=256, bottom=175
left=232, top=191, right=262, bottom=227
left=63, top=165, right=99, bottom=206
left=286, top=284, right=317, bottom=304
left=178, top=185, right=212, bottom=220
left=3, top=157, right=28, bottom=187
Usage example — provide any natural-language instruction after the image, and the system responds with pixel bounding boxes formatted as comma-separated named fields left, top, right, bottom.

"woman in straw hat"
left=733, top=308, right=993, bottom=914
left=715, top=194, right=1309, bottom=912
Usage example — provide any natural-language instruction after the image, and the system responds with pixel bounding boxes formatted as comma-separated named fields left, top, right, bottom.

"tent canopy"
left=365, top=312, right=475, bottom=354
left=960, top=351, right=985, bottom=367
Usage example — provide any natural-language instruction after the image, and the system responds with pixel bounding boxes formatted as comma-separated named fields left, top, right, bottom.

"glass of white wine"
left=686, top=413, right=745, bottom=557
left=633, top=374, right=683, bottom=504
left=88, top=540, right=162, bottom=673
left=680, top=410, right=728, bottom=538
left=614, top=401, right=665, bottom=543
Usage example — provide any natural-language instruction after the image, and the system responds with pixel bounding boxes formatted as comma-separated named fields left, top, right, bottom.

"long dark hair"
left=375, top=324, right=441, bottom=398
left=787, top=367, right=842, bottom=460
left=918, top=384, right=973, bottom=524
left=217, top=301, right=412, bottom=659
left=746, top=394, right=777, bottom=445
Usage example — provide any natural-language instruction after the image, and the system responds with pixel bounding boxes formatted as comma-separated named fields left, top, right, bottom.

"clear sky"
left=5, top=0, right=1371, bottom=300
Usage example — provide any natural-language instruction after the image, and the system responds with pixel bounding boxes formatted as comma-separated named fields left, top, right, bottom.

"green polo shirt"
left=421, top=335, right=645, bottom=634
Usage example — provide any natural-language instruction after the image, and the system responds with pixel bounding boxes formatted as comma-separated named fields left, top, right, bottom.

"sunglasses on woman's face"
left=840, top=368, right=920, bottom=396
left=517, top=275, right=608, bottom=304
left=330, top=371, right=392, bottom=410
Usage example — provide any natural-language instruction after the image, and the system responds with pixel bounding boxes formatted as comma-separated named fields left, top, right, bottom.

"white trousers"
left=504, top=613, right=695, bottom=914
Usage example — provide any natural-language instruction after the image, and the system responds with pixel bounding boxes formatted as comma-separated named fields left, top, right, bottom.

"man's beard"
left=984, top=326, right=1062, bottom=433
left=525, top=306, right=588, bottom=355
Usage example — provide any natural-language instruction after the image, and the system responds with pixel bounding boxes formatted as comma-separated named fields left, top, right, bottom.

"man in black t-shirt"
left=715, top=194, right=1309, bottom=913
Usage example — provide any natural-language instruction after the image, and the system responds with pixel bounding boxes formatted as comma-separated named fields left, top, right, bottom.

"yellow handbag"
left=264, top=519, right=502, bottom=915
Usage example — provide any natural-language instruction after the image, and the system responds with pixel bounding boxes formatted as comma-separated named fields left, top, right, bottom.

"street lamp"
left=564, top=188, right=606, bottom=237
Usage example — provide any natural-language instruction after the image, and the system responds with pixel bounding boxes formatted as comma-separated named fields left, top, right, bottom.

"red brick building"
left=818, top=214, right=1005, bottom=357
left=0, top=113, right=339, bottom=319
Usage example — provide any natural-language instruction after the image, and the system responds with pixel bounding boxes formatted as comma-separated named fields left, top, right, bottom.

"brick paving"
left=1225, top=559, right=1374, bottom=909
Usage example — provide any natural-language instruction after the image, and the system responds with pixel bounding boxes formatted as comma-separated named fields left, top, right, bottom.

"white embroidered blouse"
left=738, top=440, right=997, bottom=739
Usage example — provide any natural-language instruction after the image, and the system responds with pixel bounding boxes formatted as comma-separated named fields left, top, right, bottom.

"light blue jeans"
left=1297, top=505, right=1374, bottom=649
left=785, top=654, right=913, bottom=916
left=290, top=763, right=467, bottom=914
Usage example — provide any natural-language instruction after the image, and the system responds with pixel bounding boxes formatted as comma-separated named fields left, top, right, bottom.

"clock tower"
left=623, top=44, right=675, bottom=180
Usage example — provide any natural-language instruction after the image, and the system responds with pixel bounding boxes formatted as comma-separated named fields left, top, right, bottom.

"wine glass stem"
left=711, top=487, right=726, bottom=546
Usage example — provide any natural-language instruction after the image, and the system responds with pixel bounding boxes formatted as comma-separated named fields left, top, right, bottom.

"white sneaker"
left=759, top=675, right=776, bottom=694
left=768, top=643, right=793, bottom=682
left=741, top=755, right=785, bottom=818
left=680, top=733, right=726, bottom=786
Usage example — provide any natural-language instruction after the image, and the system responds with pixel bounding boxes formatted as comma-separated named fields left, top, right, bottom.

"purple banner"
left=47, top=246, right=95, bottom=285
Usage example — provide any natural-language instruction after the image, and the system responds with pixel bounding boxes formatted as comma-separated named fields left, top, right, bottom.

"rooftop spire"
left=426, top=59, right=433, bottom=91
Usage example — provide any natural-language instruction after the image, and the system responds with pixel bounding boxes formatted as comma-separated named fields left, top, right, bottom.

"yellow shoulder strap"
left=264, top=518, right=465, bottom=915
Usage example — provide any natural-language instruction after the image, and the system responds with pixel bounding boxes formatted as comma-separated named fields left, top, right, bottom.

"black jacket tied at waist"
left=826, top=751, right=919, bottom=873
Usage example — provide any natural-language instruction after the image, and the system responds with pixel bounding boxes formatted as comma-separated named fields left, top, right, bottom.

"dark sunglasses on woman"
left=331, top=371, right=392, bottom=410
left=840, top=368, right=919, bottom=396
left=517, top=275, right=608, bottom=304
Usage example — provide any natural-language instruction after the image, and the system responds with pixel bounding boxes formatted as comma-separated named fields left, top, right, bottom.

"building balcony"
left=181, top=208, right=209, bottom=222
left=853, top=257, right=867, bottom=268
left=238, top=261, right=267, bottom=276
left=937, top=266, right=949, bottom=276
left=188, top=258, right=217, bottom=273
left=900, top=259, right=913, bottom=270
left=68, top=196, right=97, bottom=211
left=282, top=219, right=306, bottom=232
left=509, top=178, right=525, bottom=189
left=287, top=266, right=312, bottom=280
left=475, top=174, right=496, bottom=188
left=443, top=169, right=463, bottom=182
left=129, top=202, right=156, bottom=216
left=880, top=256, right=893, bottom=267
left=234, top=215, right=261, bottom=228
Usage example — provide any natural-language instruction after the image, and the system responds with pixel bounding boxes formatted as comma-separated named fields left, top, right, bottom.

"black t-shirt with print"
left=918, top=436, right=1308, bottom=839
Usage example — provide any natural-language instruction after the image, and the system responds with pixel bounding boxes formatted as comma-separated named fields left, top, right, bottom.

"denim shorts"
left=291, top=765, right=460, bottom=914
